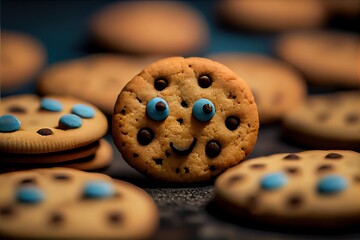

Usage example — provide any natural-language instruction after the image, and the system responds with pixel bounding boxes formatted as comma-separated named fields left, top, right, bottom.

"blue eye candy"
left=260, top=172, right=288, bottom=190
left=71, top=104, right=95, bottom=119
left=317, top=175, right=347, bottom=194
left=192, top=98, right=215, bottom=122
left=83, top=180, right=115, bottom=199
left=16, top=186, right=44, bottom=204
left=40, top=98, right=63, bottom=112
left=146, top=97, right=169, bottom=121
left=59, top=114, right=82, bottom=129
left=0, top=114, right=21, bottom=132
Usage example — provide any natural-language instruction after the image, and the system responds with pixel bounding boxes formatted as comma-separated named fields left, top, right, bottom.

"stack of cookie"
left=0, top=94, right=112, bottom=173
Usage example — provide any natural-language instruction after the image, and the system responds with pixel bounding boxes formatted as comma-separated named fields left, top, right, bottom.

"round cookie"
left=217, top=0, right=326, bottom=32
left=112, top=57, right=259, bottom=183
left=215, top=150, right=360, bottom=228
left=282, top=91, right=360, bottom=151
left=89, top=1, right=208, bottom=55
left=0, top=95, right=108, bottom=154
left=0, top=168, right=159, bottom=239
left=208, top=53, right=307, bottom=124
left=1, top=31, right=46, bottom=91
left=276, top=31, right=360, bottom=88
left=38, top=54, right=158, bottom=115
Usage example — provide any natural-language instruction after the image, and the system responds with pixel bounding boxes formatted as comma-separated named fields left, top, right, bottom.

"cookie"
left=0, top=168, right=159, bottom=239
left=276, top=31, right=360, bottom=88
left=89, top=1, right=208, bottom=55
left=38, top=54, right=157, bottom=115
left=1, top=31, right=46, bottom=92
left=0, top=139, right=113, bottom=172
left=282, top=91, right=360, bottom=151
left=321, top=0, right=360, bottom=18
left=112, top=57, right=259, bottom=183
left=208, top=53, right=307, bottom=124
left=0, top=94, right=108, bottom=154
left=215, top=150, right=360, bottom=228
left=217, top=0, right=326, bottom=32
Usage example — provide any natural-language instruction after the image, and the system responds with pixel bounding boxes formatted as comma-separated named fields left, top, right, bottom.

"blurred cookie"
left=0, top=168, right=159, bottom=239
left=209, top=53, right=306, bottom=123
left=113, top=57, right=259, bottom=183
left=0, top=94, right=108, bottom=154
left=215, top=150, right=360, bottom=228
left=90, top=1, right=208, bottom=55
left=321, top=0, right=360, bottom=18
left=218, top=0, right=326, bottom=32
left=276, top=31, right=360, bottom=88
left=283, top=92, right=360, bottom=150
left=38, top=54, right=156, bottom=115
left=1, top=31, right=46, bottom=91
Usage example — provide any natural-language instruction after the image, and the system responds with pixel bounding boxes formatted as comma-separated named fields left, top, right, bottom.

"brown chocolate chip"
left=226, top=175, right=244, bottom=186
left=133, top=153, right=139, bottom=158
left=317, top=112, right=329, bottom=122
left=165, top=151, right=170, bottom=157
left=283, top=154, right=300, bottom=160
left=176, top=168, right=180, bottom=173
left=154, top=78, right=168, bottom=91
left=354, top=175, right=360, bottom=183
left=137, top=128, right=154, bottom=146
left=345, top=113, right=358, bottom=124
left=205, top=140, right=221, bottom=158
left=325, top=153, right=343, bottom=159
left=287, top=195, right=303, bottom=208
left=49, top=212, right=64, bottom=225
left=8, top=106, right=26, bottom=113
left=153, top=158, right=163, bottom=165
left=285, top=167, right=299, bottom=175
left=181, top=100, right=188, bottom=108
left=155, top=102, right=166, bottom=111
left=120, top=109, right=126, bottom=115
left=249, top=164, right=265, bottom=169
left=209, top=165, right=216, bottom=172
left=176, top=118, right=183, bottom=124
left=37, top=128, right=53, bottom=136
left=108, top=211, right=123, bottom=225
left=0, top=206, right=15, bottom=217
left=53, top=173, right=71, bottom=181
left=19, top=177, right=36, bottom=185
left=246, top=195, right=258, bottom=211
left=225, top=116, right=240, bottom=131
left=317, top=164, right=333, bottom=173
left=203, top=104, right=212, bottom=114
left=198, top=75, right=212, bottom=88
left=184, top=167, right=190, bottom=173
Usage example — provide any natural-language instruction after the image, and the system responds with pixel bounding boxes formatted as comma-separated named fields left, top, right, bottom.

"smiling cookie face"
left=112, top=57, right=259, bottom=183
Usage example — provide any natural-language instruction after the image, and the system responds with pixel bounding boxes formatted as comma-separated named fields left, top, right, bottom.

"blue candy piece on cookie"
left=71, top=104, right=95, bottom=119
left=59, top=114, right=82, bottom=129
left=317, top=175, right=347, bottom=194
left=260, top=172, right=288, bottom=190
left=16, top=186, right=44, bottom=203
left=0, top=114, right=21, bottom=132
left=146, top=97, right=169, bottom=121
left=192, top=98, right=215, bottom=122
left=83, top=180, right=115, bottom=199
left=40, top=98, right=63, bottom=112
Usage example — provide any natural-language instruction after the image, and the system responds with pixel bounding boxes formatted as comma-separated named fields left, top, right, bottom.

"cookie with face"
left=0, top=168, right=159, bottom=239
left=112, top=57, right=259, bottom=183
left=215, top=150, right=360, bottom=228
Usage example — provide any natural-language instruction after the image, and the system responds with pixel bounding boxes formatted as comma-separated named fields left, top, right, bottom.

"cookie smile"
left=170, top=138, right=197, bottom=156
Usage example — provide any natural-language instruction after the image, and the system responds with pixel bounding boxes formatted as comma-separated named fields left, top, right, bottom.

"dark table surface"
left=2, top=1, right=360, bottom=239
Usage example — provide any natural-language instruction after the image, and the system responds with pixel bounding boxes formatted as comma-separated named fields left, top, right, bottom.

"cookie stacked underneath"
left=0, top=95, right=112, bottom=172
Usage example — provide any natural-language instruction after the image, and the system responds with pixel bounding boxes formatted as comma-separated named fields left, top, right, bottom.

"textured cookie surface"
left=0, top=168, right=158, bottom=239
left=209, top=53, right=306, bottom=123
left=113, top=57, right=259, bottom=183
left=218, top=0, right=326, bottom=32
left=90, top=1, right=208, bottom=54
left=283, top=92, right=360, bottom=150
left=215, top=150, right=360, bottom=227
left=0, top=95, right=108, bottom=154
left=1, top=31, right=46, bottom=91
left=276, top=31, right=360, bottom=88
left=38, top=54, right=156, bottom=115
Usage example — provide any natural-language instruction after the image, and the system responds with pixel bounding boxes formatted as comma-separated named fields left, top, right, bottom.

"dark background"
left=2, top=1, right=360, bottom=239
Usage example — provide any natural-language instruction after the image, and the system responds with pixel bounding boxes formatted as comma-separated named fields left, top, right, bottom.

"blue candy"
left=317, top=175, right=347, bottom=194
left=59, top=114, right=82, bottom=129
left=146, top=97, right=169, bottom=121
left=0, top=114, right=21, bottom=132
left=83, top=180, right=115, bottom=199
left=71, top=104, right=95, bottom=119
left=192, top=98, right=215, bottom=122
left=16, top=186, right=44, bottom=203
left=40, top=98, right=63, bottom=112
left=260, top=172, right=288, bottom=190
